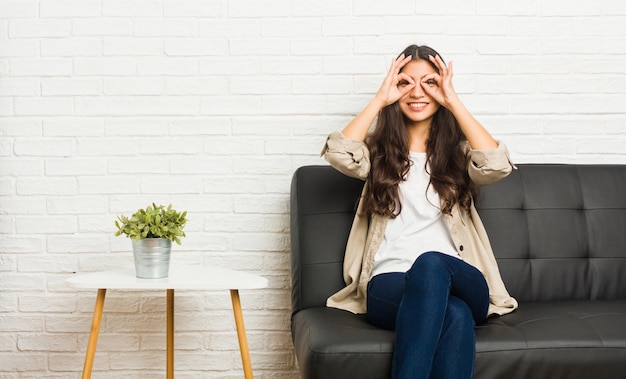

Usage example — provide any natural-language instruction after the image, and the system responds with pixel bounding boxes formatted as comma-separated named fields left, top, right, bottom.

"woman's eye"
left=398, top=80, right=409, bottom=87
left=425, top=79, right=437, bottom=86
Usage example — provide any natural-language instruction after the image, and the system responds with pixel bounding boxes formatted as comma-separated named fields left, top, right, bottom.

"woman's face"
left=397, top=59, right=440, bottom=128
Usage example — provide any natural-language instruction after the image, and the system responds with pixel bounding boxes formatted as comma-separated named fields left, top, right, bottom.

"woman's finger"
left=398, top=72, right=415, bottom=85
left=428, top=55, right=448, bottom=78
left=398, top=54, right=413, bottom=67
left=389, top=54, right=410, bottom=72
left=387, top=55, right=403, bottom=76
left=421, top=73, right=441, bottom=86
left=432, top=55, right=454, bottom=83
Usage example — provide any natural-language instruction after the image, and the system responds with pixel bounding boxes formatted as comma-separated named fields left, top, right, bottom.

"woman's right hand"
left=374, top=54, right=415, bottom=107
left=339, top=54, right=415, bottom=141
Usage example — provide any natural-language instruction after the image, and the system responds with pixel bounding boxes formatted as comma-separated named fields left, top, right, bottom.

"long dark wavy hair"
left=361, top=44, right=474, bottom=217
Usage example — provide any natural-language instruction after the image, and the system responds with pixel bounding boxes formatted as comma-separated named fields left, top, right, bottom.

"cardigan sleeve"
left=463, top=141, right=516, bottom=187
left=321, top=131, right=370, bottom=180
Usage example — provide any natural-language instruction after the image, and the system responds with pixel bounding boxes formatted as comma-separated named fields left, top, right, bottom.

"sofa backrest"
left=475, top=164, right=626, bottom=302
left=290, top=164, right=626, bottom=314
left=290, top=166, right=364, bottom=314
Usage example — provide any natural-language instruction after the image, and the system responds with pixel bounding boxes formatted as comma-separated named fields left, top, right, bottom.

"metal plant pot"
left=132, top=238, right=172, bottom=279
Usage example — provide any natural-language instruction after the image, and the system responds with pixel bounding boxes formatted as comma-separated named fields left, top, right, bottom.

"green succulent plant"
left=115, top=203, right=187, bottom=244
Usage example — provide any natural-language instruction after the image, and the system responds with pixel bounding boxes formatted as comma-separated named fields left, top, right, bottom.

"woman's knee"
left=407, top=252, right=449, bottom=280
left=412, top=251, right=448, bottom=269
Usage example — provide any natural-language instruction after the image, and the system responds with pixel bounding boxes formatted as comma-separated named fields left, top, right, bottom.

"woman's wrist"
left=371, top=95, right=389, bottom=110
left=441, top=92, right=462, bottom=112
left=342, top=96, right=387, bottom=141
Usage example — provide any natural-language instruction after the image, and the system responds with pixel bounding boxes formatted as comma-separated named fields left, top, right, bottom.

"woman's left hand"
left=422, top=55, right=498, bottom=150
left=420, top=55, right=461, bottom=109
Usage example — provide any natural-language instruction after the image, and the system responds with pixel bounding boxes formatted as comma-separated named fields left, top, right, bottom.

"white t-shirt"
left=371, top=152, right=460, bottom=277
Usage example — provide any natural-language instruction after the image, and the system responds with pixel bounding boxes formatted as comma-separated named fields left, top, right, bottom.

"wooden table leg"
left=230, top=289, right=253, bottom=379
left=82, top=288, right=106, bottom=379
left=167, top=289, right=174, bottom=379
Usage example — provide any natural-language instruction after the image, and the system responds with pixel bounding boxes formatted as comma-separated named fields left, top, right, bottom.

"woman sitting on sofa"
left=321, top=44, right=518, bottom=379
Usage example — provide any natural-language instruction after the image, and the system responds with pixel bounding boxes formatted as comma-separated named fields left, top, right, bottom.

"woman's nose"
left=409, top=82, right=425, bottom=97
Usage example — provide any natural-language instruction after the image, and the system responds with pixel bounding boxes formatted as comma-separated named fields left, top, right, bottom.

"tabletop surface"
left=66, top=264, right=268, bottom=290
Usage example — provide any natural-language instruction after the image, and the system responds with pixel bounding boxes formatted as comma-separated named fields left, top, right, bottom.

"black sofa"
left=290, top=164, right=626, bottom=379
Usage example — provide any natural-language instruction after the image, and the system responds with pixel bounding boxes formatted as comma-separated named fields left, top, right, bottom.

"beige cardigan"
left=321, top=131, right=519, bottom=317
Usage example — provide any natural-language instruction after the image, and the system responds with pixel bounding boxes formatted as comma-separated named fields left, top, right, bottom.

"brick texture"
left=1, top=0, right=625, bottom=377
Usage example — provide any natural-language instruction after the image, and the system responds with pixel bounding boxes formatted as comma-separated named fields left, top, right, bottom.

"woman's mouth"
left=407, top=102, right=429, bottom=111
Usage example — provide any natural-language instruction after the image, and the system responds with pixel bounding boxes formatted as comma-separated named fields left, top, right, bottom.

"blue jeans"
left=367, top=252, right=489, bottom=379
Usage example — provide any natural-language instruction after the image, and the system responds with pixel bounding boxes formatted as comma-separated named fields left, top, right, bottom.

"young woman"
left=321, top=44, right=518, bottom=378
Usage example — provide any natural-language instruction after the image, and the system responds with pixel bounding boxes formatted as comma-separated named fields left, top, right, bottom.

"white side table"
left=66, top=264, right=268, bottom=379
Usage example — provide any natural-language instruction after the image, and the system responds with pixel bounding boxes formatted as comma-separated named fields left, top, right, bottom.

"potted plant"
left=115, top=203, right=187, bottom=278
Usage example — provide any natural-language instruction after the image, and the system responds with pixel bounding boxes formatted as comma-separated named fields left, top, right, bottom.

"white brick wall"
left=1, top=0, right=625, bottom=377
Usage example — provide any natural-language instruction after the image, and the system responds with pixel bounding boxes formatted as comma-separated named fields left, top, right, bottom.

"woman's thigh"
left=366, top=252, right=490, bottom=329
